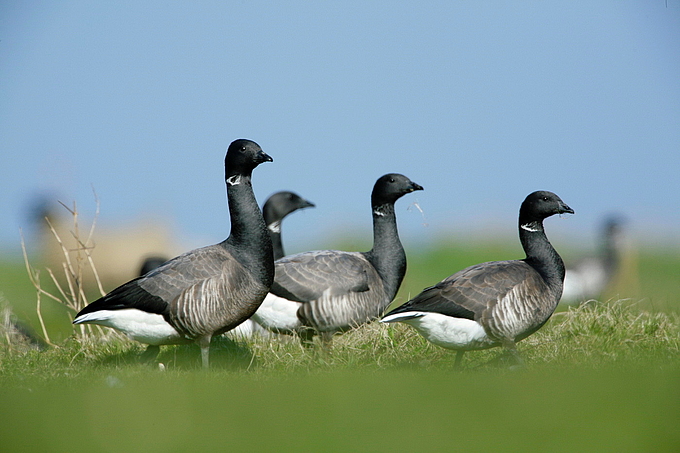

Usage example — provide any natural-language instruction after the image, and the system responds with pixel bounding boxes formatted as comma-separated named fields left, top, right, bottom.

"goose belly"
left=73, top=309, right=184, bottom=345
left=387, top=312, right=494, bottom=350
left=228, top=319, right=273, bottom=339
left=250, top=293, right=303, bottom=334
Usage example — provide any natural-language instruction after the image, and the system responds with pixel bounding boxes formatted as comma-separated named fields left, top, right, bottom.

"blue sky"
left=1, top=1, right=679, bottom=259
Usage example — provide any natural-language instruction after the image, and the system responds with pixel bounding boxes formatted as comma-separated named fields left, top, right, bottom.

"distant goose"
left=251, top=174, right=423, bottom=347
left=560, top=216, right=624, bottom=305
left=381, top=191, right=573, bottom=368
left=73, top=139, right=274, bottom=367
left=229, top=191, right=315, bottom=339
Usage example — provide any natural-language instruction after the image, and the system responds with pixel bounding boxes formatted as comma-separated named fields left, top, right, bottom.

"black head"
left=263, top=191, right=315, bottom=223
left=520, top=191, right=574, bottom=223
left=224, top=139, right=273, bottom=177
left=371, top=173, right=424, bottom=207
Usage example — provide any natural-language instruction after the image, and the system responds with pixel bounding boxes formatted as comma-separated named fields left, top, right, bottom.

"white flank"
left=73, top=309, right=183, bottom=345
left=227, top=319, right=273, bottom=339
left=250, top=293, right=303, bottom=334
left=383, top=311, right=491, bottom=350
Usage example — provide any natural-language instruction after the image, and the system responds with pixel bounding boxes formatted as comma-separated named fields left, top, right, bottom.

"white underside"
left=73, top=309, right=184, bottom=345
left=227, top=319, right=274, bottom=339
left=250, top=292, right=303, bottom=335
left=382, top=311, right=493, bottom=350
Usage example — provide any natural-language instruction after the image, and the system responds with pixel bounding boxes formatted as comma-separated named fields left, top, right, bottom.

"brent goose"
left=381, top=191, right=573, bottom=367
left=251, top=173, right=423, bottom=347
left=73, top=139, right=274, bottom=367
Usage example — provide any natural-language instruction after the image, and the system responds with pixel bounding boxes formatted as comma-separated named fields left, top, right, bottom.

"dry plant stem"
left=20, top=232, right=57, bottom=347
left=81, top=190, right=106, bottom=297
left=20, top=193, right=112, bottom=343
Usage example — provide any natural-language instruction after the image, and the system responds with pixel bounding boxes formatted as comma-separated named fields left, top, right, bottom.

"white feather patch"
left=228, top=319, right=273, bottom=339
left=267, top=220, right=281, bottom=234
left=250, top=293, right=303, bottom=334
left=226, top=174, right=242, bottom=186
left=74, top=309, right=183, bottom=345
left=521, top=222, right=540, bottom=232
left=384, top=311, right=492, bottom=350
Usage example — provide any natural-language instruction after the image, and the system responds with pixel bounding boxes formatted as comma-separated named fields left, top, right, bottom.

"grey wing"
left=481, top=267, right=555, bottom=342
left=269, top=250, right=371, bottom=303
left=390, top=261, right=533, bottom=321
left=140, top=245, right=263, bottom=338
left=439, top=260, right=553, bottom=341
left=138, top=245, right=232, bottom=303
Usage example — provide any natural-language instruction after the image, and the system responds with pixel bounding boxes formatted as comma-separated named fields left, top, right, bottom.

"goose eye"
left=389, top=178, right=395, bottom=183
left=542, top=196, right=549, bottom=201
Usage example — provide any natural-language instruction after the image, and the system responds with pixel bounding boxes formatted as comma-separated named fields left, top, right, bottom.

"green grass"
left=1, top=241, right=679, bottom=452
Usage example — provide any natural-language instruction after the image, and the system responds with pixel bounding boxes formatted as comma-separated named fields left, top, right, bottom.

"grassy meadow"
left=0, top=238, right=679, bottom=452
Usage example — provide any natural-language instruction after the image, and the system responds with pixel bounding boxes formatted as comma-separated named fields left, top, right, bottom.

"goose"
left=381, top=191, right=573, bottom=368
left=560, top=216, right=624, bottom=305
left=73, top=139, right=274, bottom=367
left=229, top=191, right=315, bottom=339
left=250, top=173, right=423, bottom=347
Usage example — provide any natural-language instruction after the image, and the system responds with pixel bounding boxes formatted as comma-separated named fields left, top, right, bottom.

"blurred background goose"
left=73, top=139, right=274, bottom=367
left=381, top=191, right=573, bottom=368
left=560, top=216, right=625, bottom=305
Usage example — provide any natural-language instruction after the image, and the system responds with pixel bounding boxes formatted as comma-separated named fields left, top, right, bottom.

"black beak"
left=559, top=202, right=574, bottom=215
left=257, top=151, right=273, bottom=164
left=410, top=182, right=424, bottom=192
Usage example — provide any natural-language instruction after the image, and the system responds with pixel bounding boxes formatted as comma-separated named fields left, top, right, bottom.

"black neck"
left=263, top=207, right=285, bottom=260
left=268, top=227, right=284, bottom=260
left=519, top=220, right=565, bottom=293
left=363, top=202, right=406, bottom=301
left=223, top=174, right=274, bottom=286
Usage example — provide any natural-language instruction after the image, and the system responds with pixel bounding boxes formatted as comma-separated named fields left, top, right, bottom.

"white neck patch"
left=226, top=175, right=242, bottom=186
left=267, top=220, right=281, bottom=234
left=521, top=222, right=540, bottom=233
left=373, top=208, right=387, bottom=217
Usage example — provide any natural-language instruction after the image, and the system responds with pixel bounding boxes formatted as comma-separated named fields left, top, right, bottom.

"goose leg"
left=140, top=345, right=160, bottom=364
left=453, top=350, right=465, bottom=369
left=502, top=340, right=524, bottom=368
left=299, top=328, right=315, bottom=348
left=320, top=331, right=334, bottom=352
left=198, top=335, right=212, bottom=368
